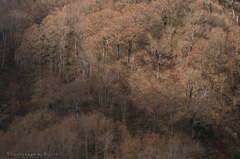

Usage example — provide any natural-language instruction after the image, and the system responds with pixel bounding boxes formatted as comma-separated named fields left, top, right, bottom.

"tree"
left=31, top=77, right=60, bottom=112
left=228, top=26, right=240, bottom=74
left=0, top=21, right=6, bottom=70
left=179, top=68, right=204, bottom=113
left=148, top=35, right=171, bottom=79
left=59, top=80, right=88, bottom=117
left=206, top=27, right=226, bottom=70
left=161, top=82, right=185, bottom=136
left=140, top=85, right=163, bottom=132
left=109, top=10, right=144, bottom=64
left=76, top=112, right=115, bottom=159
left=18, top=24, right=45, bottom=82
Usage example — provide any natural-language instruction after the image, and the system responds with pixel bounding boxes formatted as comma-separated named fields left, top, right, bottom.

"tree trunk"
left=144, top=106, right=147, bottom=124
left=237, top=15, right=239, bottom=25
left=222, top=1, right=225, bottom=14
left=157, top=63, right=160, bottom=80
left=127, top=40, right=132, bottom=64
left=117, top=43, right=119, bottom=60
left=221, top=81, right=223, bottom=112
left=1, top=48, right=5, bottom=70
left=14, top=41, right=18, bottom=68
left=83, top=61, right=90, bottom=83
left=157, top=54, right=161, bottom=79
left=200, top=58, right=203, bottom=73
left=103, top=41, right=105, bottom=61
left=238, top=59, right=240, bottom=76
left=215, top=49, right=219, bottom=70
left=106, top=40, right=108, bottom=59
left=208, top=3, right=211, bottom=16
left=191, top=117, right=195, bottom=138
left=95, top=144, right=98, bottom=159
left=170, top=112, right=174, bottom=135
left=233, top=98, right=237, bottom=117
left=11, top=103, right=16, bottom=119
left=232, top=0, right=235, bottom=18
left=59, top=58, right=61, bottom=78
left=85, top=133, right=89, bottom=159
left=62, top=56, right=65, bottom=71
left=187, top=88, right=193, bottom=112
left=131, top=55, right=134, bottom=71
left=38, top=58, right=41, bottom=81
left=9, top=29, right=13, bottom=50
left=1, top=29, right=6, bottom=70
left=122, top=103, right=126, bottom=122
left=153, top=111, right=157, bottom=132
left=55, top=52, right=57, bottom=75
left=136, top=106, right=139, bottom=121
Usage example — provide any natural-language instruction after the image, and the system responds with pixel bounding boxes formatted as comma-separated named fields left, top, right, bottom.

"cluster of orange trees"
left=1, top=0, right=240, bottom=158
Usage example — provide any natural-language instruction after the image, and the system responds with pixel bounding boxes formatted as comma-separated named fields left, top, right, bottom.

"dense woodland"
left=1, top=0, right=240, bottom=158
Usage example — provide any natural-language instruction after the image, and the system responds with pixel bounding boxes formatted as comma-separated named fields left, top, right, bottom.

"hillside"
left=1, top=0, right=240, bottom=158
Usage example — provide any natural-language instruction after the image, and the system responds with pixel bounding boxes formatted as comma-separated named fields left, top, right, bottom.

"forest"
left=1, top=0, right=240, bottom=158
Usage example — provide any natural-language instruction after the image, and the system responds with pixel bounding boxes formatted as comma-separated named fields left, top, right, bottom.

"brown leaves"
left=207, top=27, right=226, bottom=45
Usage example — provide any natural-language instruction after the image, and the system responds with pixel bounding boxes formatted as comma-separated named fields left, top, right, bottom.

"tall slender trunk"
left=63, top=55, right=65, bottom=71
left=153, top=111, right=157, bottom=132
left=55, top=51, right=57, bottom=75
left=50, top=56, right=52, bottom=77
left=238, top=59, right=240, bottom=76
left=14, top=41, right=17, bottom=68
left=232, top=0, right=235, bottom=18
left=103, top=41, right=105, bottom=61
left=75, top=37, right=78, bottom=59
left=136, top=106, right=139, bottom=121
left=105, top=85, right=107, bottom=105
left=127, top=40, right=132, bottom=64
left=216, top=49, right=219, bottom=70
left=99, top=91, right=101, bottom=106
left=187, top=88, right=193, bottom=113
left=11, top=102, right=16, bottom=119
left=191, top=116, right=195, bottom=138
left=118, top=71, right=119, bottom=84
left=102, top=94, right=104, bottom=114
left=1, top=48, right=5, bottom=70
left=233, top=103, right=235, bottom=116
left=106, top=40, right=108, bottom=59
left=168, top=10, right=171, bottom=27
left=77, top=107, right=79, bottom=118
left=222, top=2, right=225, bottom=14
left=237, top=15, right=239, bottom=25
left=95, top=142, right=98, bottom=159
left=39, top=58, right=41, bottom=81
left=122, top=103, right=126, bottom=122
left=170, top=112, right=174, bottom=135
left=84, top=133, right=89, bottom=159
left=157, top=54, right=161, bottom=79
left=157, top=63, right=160, bottom=79
left=1, top=29, right=6, bottom=70
left=59, top=55, right=62, bottom=78
left=131, top=55, right=134, bottom=71
left=117, top=43, right=119, bottom=60
left=208, top=3, right=211, bottom=16
left=221, top=84, right=223, bottom=105
left=232, top=96, right=239, bottom=117
left=144, top=106, right=147, bottom=124
left=200, top=58, right=203, bottom=73
left=121, top=95, right=127, bottom=122
left=10, top=29, right=13, bottom=49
